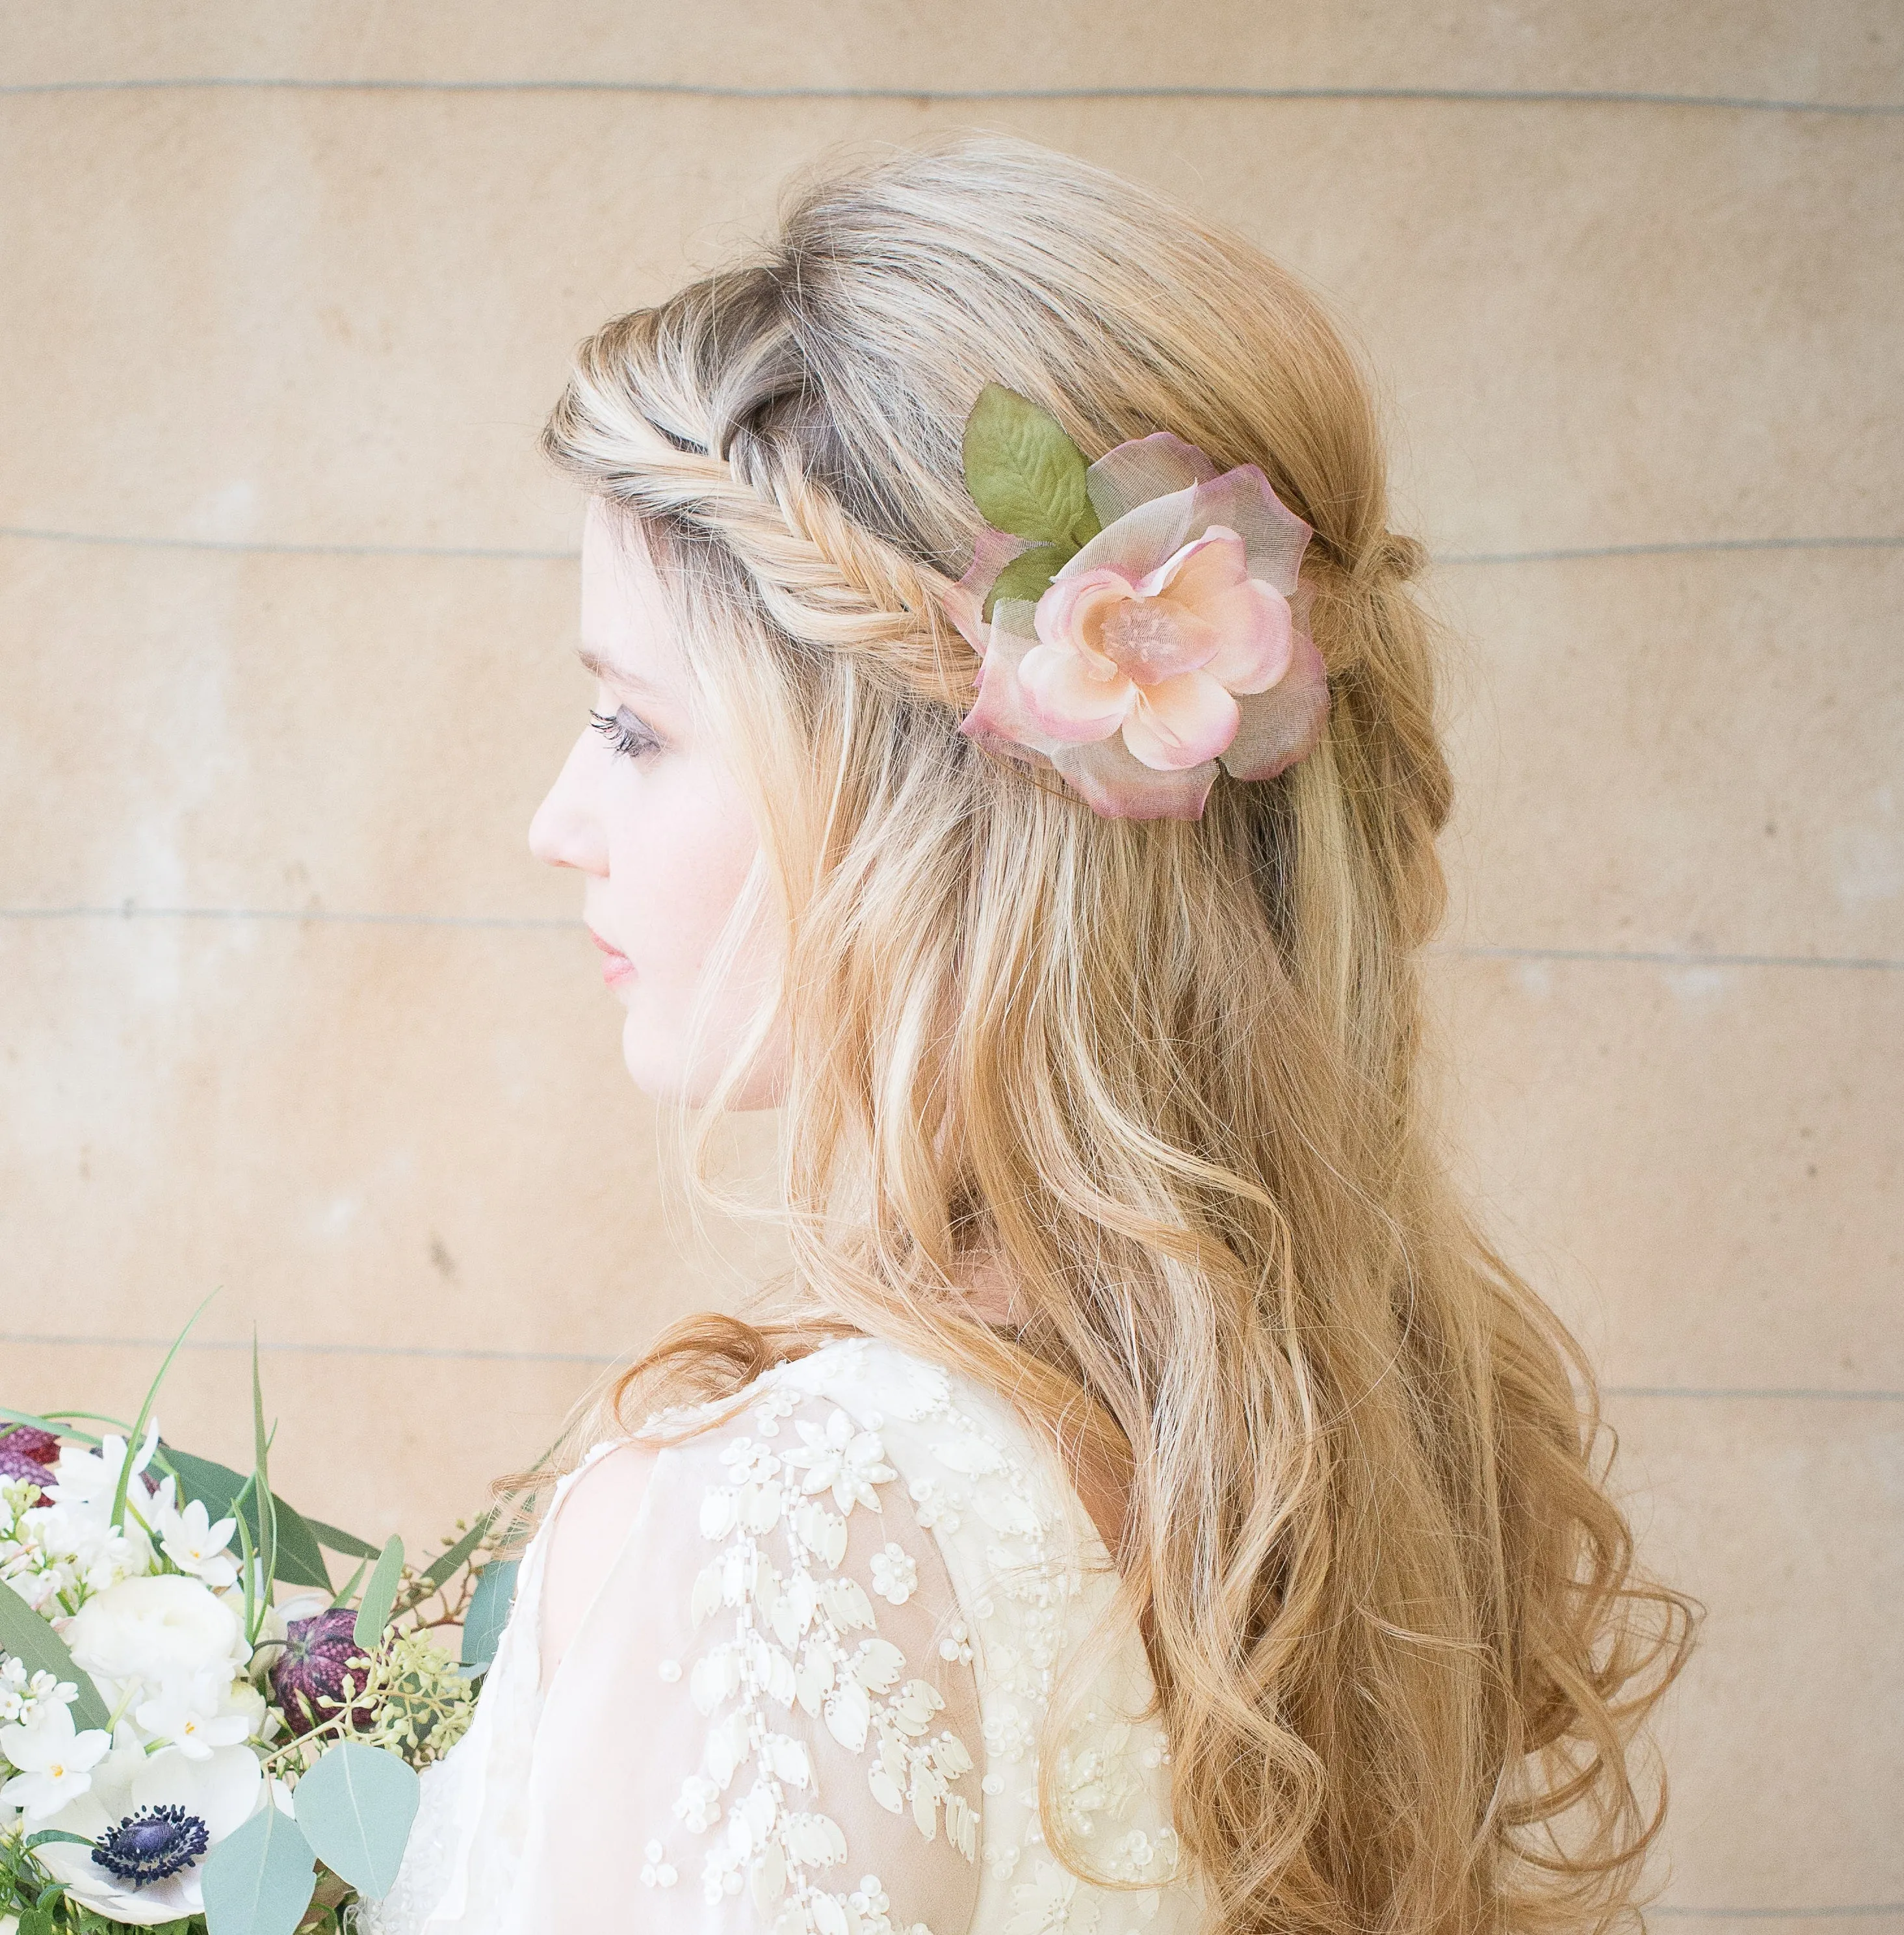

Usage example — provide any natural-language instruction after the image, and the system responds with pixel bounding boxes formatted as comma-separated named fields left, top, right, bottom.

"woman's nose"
left=528, top=734, right=610, bottom=876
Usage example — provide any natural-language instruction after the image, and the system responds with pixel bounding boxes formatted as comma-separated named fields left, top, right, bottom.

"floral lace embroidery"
left=644, top=1395, right=976, bottom=1935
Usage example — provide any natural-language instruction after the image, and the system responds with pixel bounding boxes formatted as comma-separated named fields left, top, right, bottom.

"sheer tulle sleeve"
left=510, top=1389, right=985, bottom=1935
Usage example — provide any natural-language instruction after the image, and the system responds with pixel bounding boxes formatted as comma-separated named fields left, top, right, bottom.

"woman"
left=369, top=134, right=1691, bottom=1935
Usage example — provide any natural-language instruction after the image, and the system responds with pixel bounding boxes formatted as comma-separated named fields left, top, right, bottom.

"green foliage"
left=155, top=1449, right=330, bottom=1593
left=984, top=545, right=1064, bottom=619
left=0, top=1593, right=111, bottom=1733
left=201, top=1806, right=316, bottom=1935
left=352, top=1538, right=404, bottom=1652
left=961, top=383, right=1102, bottom=552
left=458, top=1561, right=518, bottom=1677
left=291, top=1745, right=420, bottom=1899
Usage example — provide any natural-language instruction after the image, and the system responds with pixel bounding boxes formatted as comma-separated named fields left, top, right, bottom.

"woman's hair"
left=536, top=132, right=1695, bottom=1935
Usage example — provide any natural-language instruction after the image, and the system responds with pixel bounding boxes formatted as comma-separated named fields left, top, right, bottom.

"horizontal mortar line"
left=1650, top=1909, right=1904, bottom=1922
left=1443, top=944, right=1904, bottom=973
left=0, top=525, right=573, bottom=562
left=1, top=1332, right=615, bottom=1365
left=1, top=79, right=1900, bottom=114
left=6, top=525, right=1901, bottom=567
left=7, top=1339, right=1897, bottom=1399
left=3, top=912, right=1901, bottom=974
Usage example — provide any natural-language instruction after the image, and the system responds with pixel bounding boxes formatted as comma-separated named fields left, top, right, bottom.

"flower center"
left=93, top=1804, right=212, bottom=1886
left=1095, top=597, right=1205, bottom=684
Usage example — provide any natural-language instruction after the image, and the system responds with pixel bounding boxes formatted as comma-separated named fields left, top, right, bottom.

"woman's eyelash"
left=590, top=708, right=659, bottom=760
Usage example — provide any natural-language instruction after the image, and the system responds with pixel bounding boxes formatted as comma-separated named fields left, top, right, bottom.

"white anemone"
left=31, top=1741, right=261, bottom=1925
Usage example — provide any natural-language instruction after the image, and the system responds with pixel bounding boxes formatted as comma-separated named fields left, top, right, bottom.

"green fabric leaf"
left=458, top=1559, right=519, bottom=1677
left=983, top=545, right=1066, bottom=620
left=201, top=1806, right=317, bottom=1935
left=962, top=383, right=1101, bottom=548
left=0, top=1591, right=111, bottom=1733
left=353, top=1536, right=405, bottom=1652
left=291, top=1743, right=421, bottom=1899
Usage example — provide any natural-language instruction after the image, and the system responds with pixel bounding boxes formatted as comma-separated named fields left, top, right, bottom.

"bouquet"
left=1, top=1325, right=527, bottom=1935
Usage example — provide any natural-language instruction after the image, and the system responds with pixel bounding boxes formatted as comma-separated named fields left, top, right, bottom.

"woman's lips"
left=588, top=928, right=634, bottom=987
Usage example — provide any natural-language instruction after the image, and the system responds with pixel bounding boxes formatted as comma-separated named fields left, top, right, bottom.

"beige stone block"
left=1, top=1, right=1898, bottom=103
left=1435, top=547, right=1904, bottom=961
left=1609, top=1394, right=1902, bottom=1910
left=0, top=539, right=586, bottom=916
left=0, top=915, right=786, bottom=1360
left=2, top=1338, right=593, bottom=1556
left=1432, top=954, right=1902, bottom=1390
left=0, top=95, right=1896, bottom=557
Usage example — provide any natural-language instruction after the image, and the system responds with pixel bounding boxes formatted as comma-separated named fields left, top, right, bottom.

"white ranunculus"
left=66, top=1574, right=251, bottom=1697
left=31, top=1741, right=261, bottom=1926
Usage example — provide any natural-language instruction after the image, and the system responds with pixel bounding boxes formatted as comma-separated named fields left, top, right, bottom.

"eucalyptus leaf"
left=420, top=1516, right=491, bottom=1592
left=961, top=383, right=1100, bottom=548
left=354, top=1536, right=405, bottom=1651
left=291, top=1743, right=421, bottom=1899
left=201, top=1805, right=317, bottom=1935
left=983, top=544, right=1065, bottom=620
left=305, top=1518, right=380, bottom=1561
left=0, top=1591, right=111, bottom=1732
left=458, top=1559, right=519, bottom=1676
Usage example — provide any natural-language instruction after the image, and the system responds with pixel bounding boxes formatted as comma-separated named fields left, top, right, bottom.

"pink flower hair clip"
left=941, top=383, right=1327, bottom=821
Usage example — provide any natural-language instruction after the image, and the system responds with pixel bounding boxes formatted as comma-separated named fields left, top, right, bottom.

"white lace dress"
left=363, top=1335, right=1202, bottom=1935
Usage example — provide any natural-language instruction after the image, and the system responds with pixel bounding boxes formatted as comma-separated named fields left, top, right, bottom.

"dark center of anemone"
left=92, top=1804, right=211, bottom=1886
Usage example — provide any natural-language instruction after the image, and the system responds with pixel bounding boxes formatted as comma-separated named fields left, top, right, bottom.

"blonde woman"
left=369, top=135, right=1692, bottom=1935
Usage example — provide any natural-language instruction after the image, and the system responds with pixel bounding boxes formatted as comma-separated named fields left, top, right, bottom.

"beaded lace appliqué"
left=640, top=1383, right=977, bottom=1935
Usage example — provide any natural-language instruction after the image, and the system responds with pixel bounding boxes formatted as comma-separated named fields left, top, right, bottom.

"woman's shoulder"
left=622, top=1332, right=1058, bottom=1515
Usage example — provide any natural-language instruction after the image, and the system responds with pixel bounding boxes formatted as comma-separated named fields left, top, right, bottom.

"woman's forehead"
left=579, top=501, right=680, bottom=694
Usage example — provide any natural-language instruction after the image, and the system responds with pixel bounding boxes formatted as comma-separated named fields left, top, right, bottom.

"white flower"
left=868, top=1543, right=918, bottom=1606
left=782, top=1412, right=896, bottom=1516
left=66, top=1573, right=251, bottom=1698
left=153, top=1498, right=240, bottom=1591
left=0, top=1700, right=111, bottom=1820
left=30, top=1740, right=261, bottom=1925
left=0, top=1661, right=75, bottom=1730
left=133, top=1672, right=255, bottom=1758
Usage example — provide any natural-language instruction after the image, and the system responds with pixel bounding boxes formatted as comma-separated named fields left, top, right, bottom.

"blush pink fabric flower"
left=949, top=432, right=1327, bottom=821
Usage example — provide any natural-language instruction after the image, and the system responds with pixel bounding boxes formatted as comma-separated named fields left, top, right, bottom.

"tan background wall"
left=3, top=5, right=1899, bottom=1924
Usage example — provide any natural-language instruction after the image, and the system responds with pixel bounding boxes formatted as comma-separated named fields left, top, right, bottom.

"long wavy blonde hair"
left=536, top=132, right=1694, bottom=1935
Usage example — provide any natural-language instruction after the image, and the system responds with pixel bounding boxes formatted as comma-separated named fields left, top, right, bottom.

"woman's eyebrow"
left=577, top=645, right=665, bottom=695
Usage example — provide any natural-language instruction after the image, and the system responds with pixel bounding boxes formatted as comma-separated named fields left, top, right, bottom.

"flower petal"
left=1084, top=432, right=1219, bottom=528
left=943, top=525, right=1036, bottom=652
left=1122, top=671, right=1241, bottom=770
left=1049, top=738, right=1219, bottom=821
left=955, top=607, right=1071, bottom=765
left=1034, top=568, right=1137, bottom=667
left=1217, top=625, right=1330, bottom=780
left=1195, top=579, right=1294, bottom=695
left=1017, top=643, right=1134, bottom=742
left=1138, top=527, right=1250, bottom=605
left=1186, top=467, right=1312, bottom=595
left=1058, top=485, right=1198, bottom=583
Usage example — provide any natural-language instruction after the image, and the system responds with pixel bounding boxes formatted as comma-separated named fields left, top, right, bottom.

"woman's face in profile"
left=528, top=500, right=786, bottom=1110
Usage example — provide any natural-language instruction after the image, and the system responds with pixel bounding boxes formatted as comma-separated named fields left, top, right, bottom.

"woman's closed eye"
left=590, top=707, right=660, bottom=760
